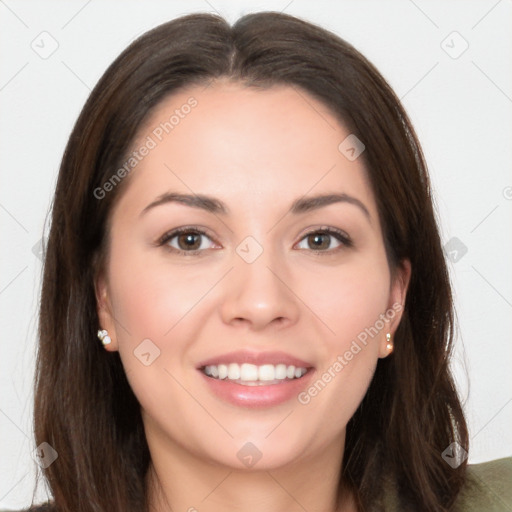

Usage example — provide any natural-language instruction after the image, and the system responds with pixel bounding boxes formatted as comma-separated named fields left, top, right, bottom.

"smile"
left=201, top=362, right=308, bottom=385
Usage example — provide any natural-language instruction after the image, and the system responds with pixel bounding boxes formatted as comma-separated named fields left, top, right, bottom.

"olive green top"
left=2, top=457, right=511, bottom=511
left=379, top=456, right=512, bottom=511
left=452, top=457, right=512, bottom=511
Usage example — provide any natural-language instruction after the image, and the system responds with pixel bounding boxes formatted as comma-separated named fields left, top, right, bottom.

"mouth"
left=199, top=362, right=312, bottom=386
left=195, top=351, right=316, bottom=408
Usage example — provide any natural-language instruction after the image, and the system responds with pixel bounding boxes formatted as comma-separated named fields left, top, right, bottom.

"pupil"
left=310, top=233, right=328, bottom=250
left=180, top=233, right=199, bottom=250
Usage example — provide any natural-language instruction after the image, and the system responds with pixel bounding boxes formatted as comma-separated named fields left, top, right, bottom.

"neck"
left=145, top=430, right=357, bottom=512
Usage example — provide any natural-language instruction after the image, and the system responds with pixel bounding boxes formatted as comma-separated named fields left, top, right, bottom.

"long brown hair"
left=34, top=11, right=468, bottom=512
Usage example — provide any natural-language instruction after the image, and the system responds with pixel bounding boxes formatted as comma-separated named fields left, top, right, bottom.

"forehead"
left=114, top=81, right=376, bottom=221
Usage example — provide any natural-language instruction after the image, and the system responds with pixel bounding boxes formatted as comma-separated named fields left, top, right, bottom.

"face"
left=96, top=81, right=410, bottom=471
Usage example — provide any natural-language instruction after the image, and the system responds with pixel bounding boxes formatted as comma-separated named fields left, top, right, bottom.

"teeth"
left=202, top=363, right=308, bottom=382
left=275, top=364, right=287, bottom=380
left=218, top=364, right=228, bottom=379
left=241, top=363, right=258, bottom=381
left=258, top=364, right=275, bottom=381
left=228, top=363, right=240, bottom=380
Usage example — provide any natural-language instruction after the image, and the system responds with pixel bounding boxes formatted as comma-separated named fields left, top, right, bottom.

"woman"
left=9, top=11, right=511, bottom=512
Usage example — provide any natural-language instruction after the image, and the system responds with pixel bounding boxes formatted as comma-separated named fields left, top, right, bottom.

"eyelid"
left=157, top=225, right=213, bottom=243
left=298, top=225, right=351, bottom=241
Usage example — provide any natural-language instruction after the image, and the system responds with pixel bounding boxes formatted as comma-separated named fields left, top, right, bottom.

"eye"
left=295, top=227, right=352, bottom=254
left=156, top=225, right=352, bottom=257
left=157, top=227, right=217, bottom=255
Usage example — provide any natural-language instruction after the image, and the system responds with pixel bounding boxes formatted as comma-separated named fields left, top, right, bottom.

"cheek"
left=299, top=255, right=391, bottom=344
left=105, top=241, right=215, bottom=407
left=106, top=240, right=259, bottom=416
left=107, top=239, right=211, bottom=348
left=294, top=260, right=388, bottom=439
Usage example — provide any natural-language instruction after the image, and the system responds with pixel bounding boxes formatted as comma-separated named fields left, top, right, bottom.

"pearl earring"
left=97, top=329, right=111, bottom=346
left=386, top=332, right=393, bottom=353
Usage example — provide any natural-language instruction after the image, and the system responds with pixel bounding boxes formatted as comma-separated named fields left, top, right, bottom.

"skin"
left=95, top=80, right=411, bottom=512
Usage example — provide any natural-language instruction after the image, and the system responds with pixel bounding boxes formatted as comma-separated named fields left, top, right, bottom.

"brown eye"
left=296, top=227, right=352, bottom=254
left=176, top=232, right=202, bottom=251
left=158, top=227, right=216, bottom=255
left=307, top=233, right=332, bottom=250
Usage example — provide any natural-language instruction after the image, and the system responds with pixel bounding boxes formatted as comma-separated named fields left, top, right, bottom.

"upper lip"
left=196, top=350, right=314, bottom=369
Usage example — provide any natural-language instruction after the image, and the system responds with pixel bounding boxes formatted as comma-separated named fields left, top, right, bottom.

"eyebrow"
left=139, top=192, right=371, bottom=221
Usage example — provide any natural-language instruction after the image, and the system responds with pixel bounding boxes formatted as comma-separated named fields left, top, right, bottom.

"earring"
left=97, top=329, right=111, bottom=346
left=386, top=332, right=393, bottom=353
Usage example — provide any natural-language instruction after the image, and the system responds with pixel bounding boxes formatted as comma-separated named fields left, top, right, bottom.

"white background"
left=1, top=0, right=511, bottom=508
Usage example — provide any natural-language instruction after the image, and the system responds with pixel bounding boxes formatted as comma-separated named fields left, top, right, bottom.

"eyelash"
left=157, top=226, right=353, bottom=257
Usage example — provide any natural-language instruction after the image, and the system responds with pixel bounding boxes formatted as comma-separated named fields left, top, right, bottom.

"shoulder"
left=0, top=502, right=56, bottom=512
left=452, top=456, right=512, bottom=511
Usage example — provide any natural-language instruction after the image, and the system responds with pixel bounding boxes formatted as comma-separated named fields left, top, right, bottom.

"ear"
left=378, top=258, right=411, bottom=358
left=94, top=269, right=119, bottom=352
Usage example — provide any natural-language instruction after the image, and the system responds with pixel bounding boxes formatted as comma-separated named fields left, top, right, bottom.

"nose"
left=219, top=246, right=300, bottom=332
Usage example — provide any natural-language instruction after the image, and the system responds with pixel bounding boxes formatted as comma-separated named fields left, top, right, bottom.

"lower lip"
left=198, top=369, right=315, bottom=408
